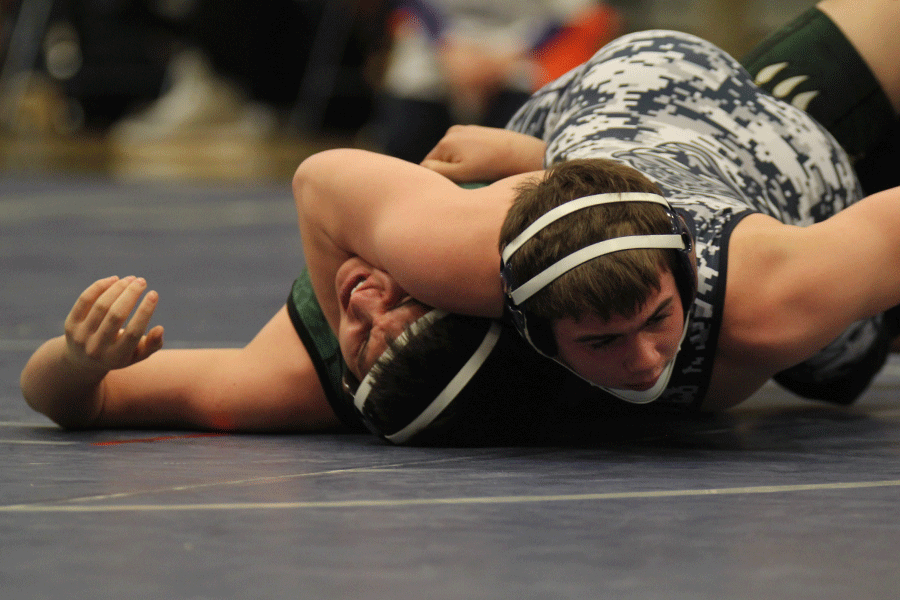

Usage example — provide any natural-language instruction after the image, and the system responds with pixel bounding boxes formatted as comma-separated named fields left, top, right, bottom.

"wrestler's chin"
left=622, top=374, right=662, bottom=392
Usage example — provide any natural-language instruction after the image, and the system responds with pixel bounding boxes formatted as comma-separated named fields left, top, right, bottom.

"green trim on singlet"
left=287, top=270, right=365, bottom=431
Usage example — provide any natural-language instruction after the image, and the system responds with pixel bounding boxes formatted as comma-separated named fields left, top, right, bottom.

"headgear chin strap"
left=500, top=192, right=696, bottom=404
left=353, top=309, right=502, bottom=444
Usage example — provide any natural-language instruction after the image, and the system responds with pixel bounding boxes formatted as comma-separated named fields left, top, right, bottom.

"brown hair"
left=499, top=158, right=677, bottom=322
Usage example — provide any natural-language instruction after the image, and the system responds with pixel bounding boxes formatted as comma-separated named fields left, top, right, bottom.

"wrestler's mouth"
left=339, top=275, right=368, bottom=312
left=623, top=374, right=661, bottom=391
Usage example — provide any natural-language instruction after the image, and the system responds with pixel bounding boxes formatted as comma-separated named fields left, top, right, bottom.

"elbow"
left=292, top=152, right=326, bottom=209
left=19, top=364, right=51, bottom=423
left=292, top=149, right=346, bottom=203
left=292, top=151, right=336, bottom=222
left=20, top=364, right=102, bottom=431
left=292, top=154, right=315, bottom=197
left=292, top=157, right=312, bottom=213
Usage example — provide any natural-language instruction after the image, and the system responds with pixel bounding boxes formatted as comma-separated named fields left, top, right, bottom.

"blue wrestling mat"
left=2, top=176, right=899, bottom=600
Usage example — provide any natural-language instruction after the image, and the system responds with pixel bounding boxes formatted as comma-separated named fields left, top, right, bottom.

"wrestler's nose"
left=623, top=333, right=664, bottom=375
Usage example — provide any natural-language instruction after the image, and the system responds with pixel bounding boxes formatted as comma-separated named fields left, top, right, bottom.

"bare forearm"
left=421, top=126, right=547, bottom=182
left=496, top=132, right=547, bottom=175
left=294, top=148, right=479, bottom=316
left=20, top=336, right=107, bottom=428
left=293, top=149, right=440, bottom=324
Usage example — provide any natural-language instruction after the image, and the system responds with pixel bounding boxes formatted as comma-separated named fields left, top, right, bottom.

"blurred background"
left=0, top=0, right=818, bottom=184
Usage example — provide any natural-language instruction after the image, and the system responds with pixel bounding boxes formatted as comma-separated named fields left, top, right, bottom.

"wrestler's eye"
left=586, top=336, right=618, bottom=350
left=647, top=313, right=669, bottom=327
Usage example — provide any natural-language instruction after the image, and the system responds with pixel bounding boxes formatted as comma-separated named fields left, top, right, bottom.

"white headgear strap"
left=353, top=309, right=448, bottom=412
left=502, top=192, right=686, bottom=305
left=353, top=310, right=502, bottom=444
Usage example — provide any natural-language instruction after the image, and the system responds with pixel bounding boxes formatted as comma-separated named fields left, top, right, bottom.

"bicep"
left=790, top=188, right=900, bottom=323
left=295, top=148, right=536, bottom=318
left=97, top=307, right=339, bottom=432
left=725, top=193, right=900, bottom=368
left=366, top=178, right=532, bottom=317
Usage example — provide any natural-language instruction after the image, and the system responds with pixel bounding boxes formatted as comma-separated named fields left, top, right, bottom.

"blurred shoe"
left=109, top=48, right=275, bottom=142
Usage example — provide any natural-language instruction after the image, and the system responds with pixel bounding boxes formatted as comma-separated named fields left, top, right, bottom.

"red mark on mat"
left=92, top=433, right=228, bottom=446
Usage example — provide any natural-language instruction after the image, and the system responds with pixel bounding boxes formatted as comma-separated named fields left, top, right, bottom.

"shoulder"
left=719, top=213, right=806, bottom=354
left=717, top=211, right=877, bottom=372
left=697, top=214, right=805, bottom=408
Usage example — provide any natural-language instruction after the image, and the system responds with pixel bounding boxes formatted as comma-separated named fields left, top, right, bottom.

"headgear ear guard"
left=351, top=310, right=505, bottom=445
left=500, top=192, right=697, bottom=402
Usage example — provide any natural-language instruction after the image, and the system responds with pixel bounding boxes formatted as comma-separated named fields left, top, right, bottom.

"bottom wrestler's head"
left=343, top=310, right=574, bottom=446
left=334, top=257, right=571, bottom=445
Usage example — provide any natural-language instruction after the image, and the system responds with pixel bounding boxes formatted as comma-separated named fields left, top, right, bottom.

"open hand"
left=63, top=276, right=164, bottom=373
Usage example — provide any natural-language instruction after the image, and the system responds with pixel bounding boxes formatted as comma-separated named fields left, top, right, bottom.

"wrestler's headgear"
left=500, top=192, right=697, bottom=402
left=348, top=309, right=561, bottom=446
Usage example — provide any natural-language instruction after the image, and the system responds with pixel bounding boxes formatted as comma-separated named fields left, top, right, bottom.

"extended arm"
left=21, top=277, right=338, bottom=431
left=723, top=186, right=900, bottom=370
left=294, top=148, right=543, bottom=330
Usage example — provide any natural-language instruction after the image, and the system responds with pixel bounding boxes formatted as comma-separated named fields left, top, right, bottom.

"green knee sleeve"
left=742, top=6, right=897, bottom=178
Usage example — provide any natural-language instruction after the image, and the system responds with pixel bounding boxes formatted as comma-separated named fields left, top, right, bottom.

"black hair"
left=357, top=312, right=571, bottom=446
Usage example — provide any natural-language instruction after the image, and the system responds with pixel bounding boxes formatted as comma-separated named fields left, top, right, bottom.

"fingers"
left=421, top=126, right=466, bottom=165
left=421, top=143, right=463, bottom=178
left=132, top=324, right=165, bottom=363
left=421, top=146, right=453, bottom=168
left=117, top=288, right=160, bottom=356
left=94, top=278, right=151, bottom=346
left=420, top=158, right=460, bottom=177
left=127, top=290, right=160, bottom=339
left=67, top=276, right=119, bottom=326
left=78, top=276, right=137, bottom=335
left=65, top=276, right=162, bottom=370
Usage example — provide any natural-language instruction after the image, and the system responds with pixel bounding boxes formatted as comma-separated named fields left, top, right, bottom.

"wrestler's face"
left=551, top=270, right=684, bottom=390
left=335, top=258, right=429, bottom=380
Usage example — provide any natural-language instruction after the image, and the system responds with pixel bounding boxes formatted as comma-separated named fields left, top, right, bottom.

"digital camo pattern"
left=507, top=30, right=877, bottom=408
